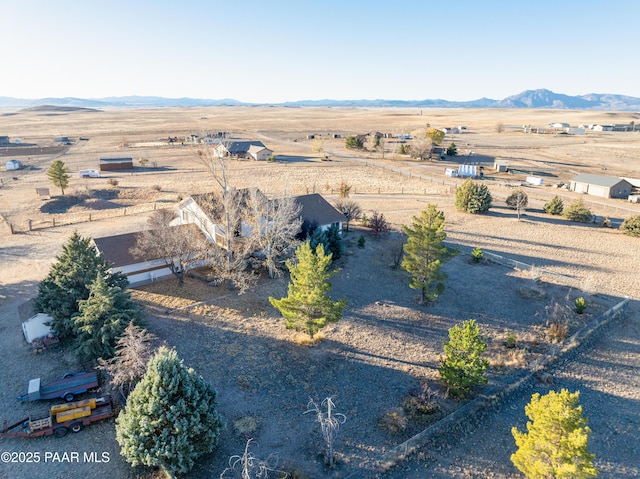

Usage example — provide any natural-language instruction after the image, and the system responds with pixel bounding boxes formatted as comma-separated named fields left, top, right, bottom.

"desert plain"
left=0, top=106, right=639, bottom=478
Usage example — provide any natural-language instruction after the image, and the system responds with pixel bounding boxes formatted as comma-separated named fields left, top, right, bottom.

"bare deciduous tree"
left=410, top=134, right=432, bottom=161
left=247, top=190, right=302, bottom=279
left=98, top=321, right=157, bottom=399
left=220, top=439, right=285, bottom=479
left=304, top=397, right=347, bottom=468
left=368, top=211, right=391, bottom=238
left=196, top=146, right=260, bottom=292
left=130, top=209, right=210, bottom=285
left=333, top=199, right=362, bottom=232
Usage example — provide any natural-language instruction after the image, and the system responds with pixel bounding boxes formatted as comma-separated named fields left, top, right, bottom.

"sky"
left=1, top=0, right=639, bottom=102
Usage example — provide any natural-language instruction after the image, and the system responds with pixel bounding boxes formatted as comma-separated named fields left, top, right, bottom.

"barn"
left=569, top=174, right=633, bottom=199
left=99, top=156, right=133, bottom=171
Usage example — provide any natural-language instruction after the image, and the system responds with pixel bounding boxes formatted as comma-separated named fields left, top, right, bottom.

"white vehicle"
left=78, top=169, right=100, bottom=178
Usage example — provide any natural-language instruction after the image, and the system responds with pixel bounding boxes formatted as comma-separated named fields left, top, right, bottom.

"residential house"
left=569, top=174, right=633, bottom=199
left=294, top=193, right=346, bottom=235
left=215, top=140, right=273, bottom=160
left=92, top=224, right=205, bottom=286
left=176, top=190, right=345, bottom=247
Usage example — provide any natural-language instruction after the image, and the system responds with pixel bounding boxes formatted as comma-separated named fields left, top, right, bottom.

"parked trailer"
left=0, top=396, right=113, bottom=438
left=17, top=371, right=99, bottom=402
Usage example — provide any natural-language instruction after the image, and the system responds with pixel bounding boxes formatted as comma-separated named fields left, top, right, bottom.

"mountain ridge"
left=1, top=89, right=639, bottom=111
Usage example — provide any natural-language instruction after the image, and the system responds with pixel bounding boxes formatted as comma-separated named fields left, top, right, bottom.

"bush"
left=505, top=332, right=517, bottom=349
left=471, top=247, right=484, bottom=263
left=446, top=142, right=457, bottom=156
left=357, top=235, right=366, bottom=249
left=575, top=297, right=587, bottom=314
left=564, top=198, right=593, bottom=223
left=368, top=211, right=390, bottom=238
left=455, top=179, right=492, bottom=214
left=107, top=178, right=119, bottom=187
left=600, top=216, right=611, bottom=228
left=506, top=189, right=529, bottom=218
left=544, top=195, right=564, bottom=215
left=345, top=135, right=364, bottom=150
left=620, top=214, right=640, bottom=237
left=547, top=321, right=569, bottom=342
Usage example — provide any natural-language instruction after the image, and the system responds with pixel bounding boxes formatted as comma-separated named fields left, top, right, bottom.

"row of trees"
left=34, top=232, right=143, bottom=359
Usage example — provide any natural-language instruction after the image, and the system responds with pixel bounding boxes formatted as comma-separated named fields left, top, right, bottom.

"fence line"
left=8, top=202, right=174, bottom=234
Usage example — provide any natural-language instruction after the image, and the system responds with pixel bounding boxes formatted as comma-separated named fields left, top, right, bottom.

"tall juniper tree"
left=34, top=231, right=128, bottom=339
left=116, top=347, right=223, bottom=478
left=401, top=204, right=457, bottom=304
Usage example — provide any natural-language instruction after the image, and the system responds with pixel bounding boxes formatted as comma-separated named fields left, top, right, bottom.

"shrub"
left=547, top=321, right=569, bottom=342
left=455, top=179, right=493, bottom=214
left=446, top=142, right=457, bottom=156
left=505, top=332, right=517, bottom=349
left=357, top=235, right=366, bottom=249
left=620, top=214, right=640, bottom=237
left=379, top=408, right=408, bottom=434
left=107, top=178, right=119, bottom=187
left=574, top=297, right=587, bottom=314
left=544, top=195, right=564, bottom=215
left=506, top=189, right=529, bottom=219
left=600, top=216, right=611, bottom=228
left=345, top=135, right=364, bottom=150
left=564, top=198, right=593, bottom=223
left=471, top=247, right=484, bottom=263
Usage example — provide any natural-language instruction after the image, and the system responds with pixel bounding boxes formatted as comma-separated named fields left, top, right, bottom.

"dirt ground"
left=1, top=107, right=639, bottom=478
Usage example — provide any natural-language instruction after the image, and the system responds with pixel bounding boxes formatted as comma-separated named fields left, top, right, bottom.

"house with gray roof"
left=569, top=174, right=633, bottom=199
left=215, top=140, right=273, bottom=160
left=294, top=193, right=346, bottom=235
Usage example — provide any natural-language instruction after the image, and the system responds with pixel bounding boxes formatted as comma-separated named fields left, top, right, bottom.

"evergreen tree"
left=269, top=242, right=346, bottom=339
left=401, top=205, right=457, bottom=304
left=47, top=159, right=70, bottom=195
left=564, top=198, right=593, bottom=223
left=455, top=179, right=492, bottom=214
left=116, top=347, right=223, bottom=477
left=544, top=194, right=564, bottom=215
left=324, top=224, right=343, bottom=260
left=511, top=389, right=598, bottom=479
left=74, top=274, right=144, bottom=360
left=620, top=214, right=640, bottom=237
left=309, top=227, right=329, bottom=254
left=446, top=142, right=458, bottom=156
left=345, top=135, right=364, bottom=150
left=33, top=232, right=128, bottom=339
left=439, top=319, right=488, bottom=397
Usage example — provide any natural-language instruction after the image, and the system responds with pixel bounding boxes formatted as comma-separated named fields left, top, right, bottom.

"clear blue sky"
left=2, top=0, right=638, bottom=102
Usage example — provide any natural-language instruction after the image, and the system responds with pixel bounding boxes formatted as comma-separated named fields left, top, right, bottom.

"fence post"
left=52, top=218, right=55, bottom=227
left=28, top=219, right=32, bottom=231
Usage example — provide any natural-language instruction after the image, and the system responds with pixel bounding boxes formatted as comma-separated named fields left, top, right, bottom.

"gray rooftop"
left=570, top=173, right=629, bottom=188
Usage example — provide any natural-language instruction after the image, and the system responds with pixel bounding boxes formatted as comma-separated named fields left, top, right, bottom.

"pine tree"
left=401, top=205, right=457, bottom=304
left=324, top=224, right=343, bottom=260
left=74, top=274, right=144, bottom=360
left=455, top=179, right=492, bottom=214
left=620, top=214, right=640, bottom=237
left=564, top=198, right=593, bottom=223
left=47, top=159, right=70, bottom=195
left=116, top=347, right=223, bottom=477
left=33, top=232, right=128, bottom=339
left=544, top=195, right=564, bottom=215
left=269, top=242, right=347, bottom=339
left=438, top=319, right=488, bottom=397
left=511, top=389, right=598, bottom=479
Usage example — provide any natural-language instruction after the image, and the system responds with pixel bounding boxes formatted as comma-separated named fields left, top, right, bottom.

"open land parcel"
left=0, top=106, right=639, bottom=478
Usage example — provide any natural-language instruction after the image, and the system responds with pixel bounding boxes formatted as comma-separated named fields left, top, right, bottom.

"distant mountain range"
left=1, top=89, right=639, bottom=111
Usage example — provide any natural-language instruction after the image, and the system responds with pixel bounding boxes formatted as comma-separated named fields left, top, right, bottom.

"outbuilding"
left=569, top=173, right=633, bottom=199
left=22, top=313, right=54, bottom=343
left=99, top=157, right=133, bottom=171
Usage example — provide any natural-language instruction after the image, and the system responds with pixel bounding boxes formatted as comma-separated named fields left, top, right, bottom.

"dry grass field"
left=0, top=106, right=639, bottom=478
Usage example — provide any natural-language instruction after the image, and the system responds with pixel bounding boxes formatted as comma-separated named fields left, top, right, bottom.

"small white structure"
left=445, top=168, right=458, bottom=177
left=494, top=161, right=509, bottom=172
left=457, top=164, right=477, bottom=178
left=526, top=176, right=544, bottom=186
left=78, top=169, right=100, bottom=178
left=22, top=313, right=54, bottom=343
left=5, top=159, right=20, bottom=170
left=566, top=128, right=585, bottom=135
